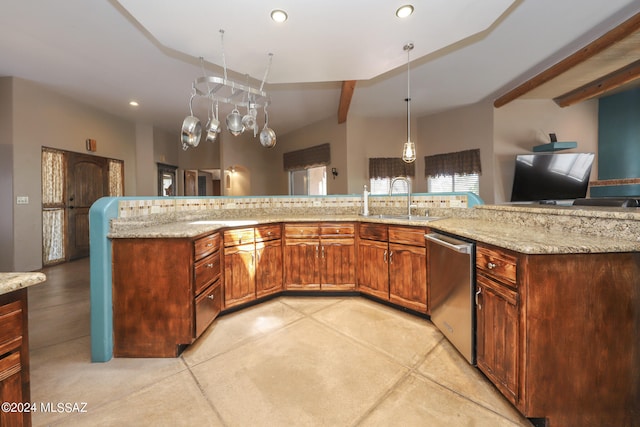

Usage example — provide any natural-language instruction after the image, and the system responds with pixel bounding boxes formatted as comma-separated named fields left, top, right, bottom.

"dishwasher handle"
left=425, top=233, right=472, bottom=254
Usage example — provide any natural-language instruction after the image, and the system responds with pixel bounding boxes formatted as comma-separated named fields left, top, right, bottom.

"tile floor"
left=28, top=258, right=533, bottom=426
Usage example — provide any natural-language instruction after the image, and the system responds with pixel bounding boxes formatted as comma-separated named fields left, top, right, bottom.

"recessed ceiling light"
left=396, top=5, right=414, bottom=18
left=129, top=100, right=139, bottom=107
left=271, top=9, right=288, bottom=23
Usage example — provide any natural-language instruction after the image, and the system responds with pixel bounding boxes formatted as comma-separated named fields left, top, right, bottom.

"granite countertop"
left=108, top=213, right=640, bottom=255
left=427, top=218, right=640, bottom=254
left=0, top=272, right=47, bottom=296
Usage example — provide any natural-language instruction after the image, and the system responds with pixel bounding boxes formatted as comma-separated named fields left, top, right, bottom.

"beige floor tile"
left=417, top=338, right=530, bottom=424
left=191, top=318, right=408, bottom=427
left=278, top=295, right=346, bottom=314
left=312, top=297, right=444, bottom=367
left=359, top=373, right=531, bottom=427
left=31, top=336, right=187, bottom=426
left=49, top=370, right=223, bottom=427
left=182, top=298, right=305, bottom=367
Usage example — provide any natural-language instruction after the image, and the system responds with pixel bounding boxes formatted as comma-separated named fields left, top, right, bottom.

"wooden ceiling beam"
left=554, top=59, right=640, bottom=107
left=337, top=80, right=356, bottom=124
left=494, top=12, right=640, bottom=108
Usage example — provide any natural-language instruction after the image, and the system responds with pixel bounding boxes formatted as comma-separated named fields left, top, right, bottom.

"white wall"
left=272, top=116, right=348, bottom=195
left=493, top=99, right=598, bottom=203
left=417, top=101, right=495, bottom=202
left=10, top=77, right=137, bottom=271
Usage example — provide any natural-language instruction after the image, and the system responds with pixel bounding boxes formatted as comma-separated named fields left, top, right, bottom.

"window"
left=289, top=166, right=327, bottom=195
left=369, top=177, right=409, bottom=195
left=424, top=149, right=481, bottom=195
left=427, top=173, right=480, bottom=193
left=368, top=158, right=415, bottom=194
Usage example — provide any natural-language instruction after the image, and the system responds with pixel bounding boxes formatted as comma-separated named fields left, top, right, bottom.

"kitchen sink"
left=362, top=214, right=441, bottom=221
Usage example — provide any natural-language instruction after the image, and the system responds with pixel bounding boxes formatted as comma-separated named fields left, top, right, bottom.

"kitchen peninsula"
left=93, top=194, right=640, bottom=427
left=0, top=271, right=47, bottom=427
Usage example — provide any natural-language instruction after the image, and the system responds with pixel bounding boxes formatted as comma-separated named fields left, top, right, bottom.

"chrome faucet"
left=389, top=176, right=417, bottom=216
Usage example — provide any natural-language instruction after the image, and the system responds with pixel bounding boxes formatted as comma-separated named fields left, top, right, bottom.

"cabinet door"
left=476, top=273, right=519, bottom=405
left=0, top=352, right=25, bottom=427
left=255, top=240, right=283, bottom=298
left=321, top=239, right=356, bottom=290
left=284, top=240, right=320, bottom=289
left=224, top=243, right=256, bottom=308
left=357, top=239, right=389, bottom=300
left=388, top=243, right=427, bottom=313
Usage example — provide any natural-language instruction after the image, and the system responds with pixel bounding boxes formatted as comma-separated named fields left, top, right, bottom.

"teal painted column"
left=89, top=197, right=120, bottom=362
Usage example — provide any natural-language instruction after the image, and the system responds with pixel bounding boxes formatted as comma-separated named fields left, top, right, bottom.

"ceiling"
left=0, top=0, right=639, bottom=137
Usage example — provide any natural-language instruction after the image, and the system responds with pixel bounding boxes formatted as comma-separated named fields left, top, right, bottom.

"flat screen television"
left=510, top=152, right=595, bottom=202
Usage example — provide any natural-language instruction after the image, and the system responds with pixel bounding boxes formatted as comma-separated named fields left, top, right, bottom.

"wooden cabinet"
left=357, top=224, right=427, bottom=314
left=0, top=289, right=31, bottom=427
left=224, top=225, right=283, bottom=307
left=388, top=226, right=427, bottom=313
left=475, top=245, right=519, bottom=404
left=357, top=223, right=389, bottom=300
left=475, top=243, right=640, bottom=427
left=284, top=223, right=355, bottom=290
left=112, top=232, right=221, bottom=357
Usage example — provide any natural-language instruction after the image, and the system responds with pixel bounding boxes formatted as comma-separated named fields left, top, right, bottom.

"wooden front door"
left=66, top=152, right=108, bottom=260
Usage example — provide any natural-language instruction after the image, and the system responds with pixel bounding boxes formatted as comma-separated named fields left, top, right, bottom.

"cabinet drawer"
left=195, top=281, right=222, bottom=337
left=194, top=233, right=220, bottom=260
left=284, top=224, right=319, bottom=239
left=0, top=301, right=23, bottom=355
left=476, top=246, right=517, bottom=287
left=388, top=226, right=426, bottom=247
left=320, top=223, right=355, bottom=238
left=224, top=228, right=255, bottom=247
left=255, top=224, right=281, bottom=242
left=194, top=251, right=221, bottom=295
left=359, top=223, right=388, bottom=241
left=0, top=351, right=21, bottom=382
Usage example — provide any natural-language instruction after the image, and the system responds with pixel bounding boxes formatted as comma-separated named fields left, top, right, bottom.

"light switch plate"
left=16, top=196, right=29, bottom=205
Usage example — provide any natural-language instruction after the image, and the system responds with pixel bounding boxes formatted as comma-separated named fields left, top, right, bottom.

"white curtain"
left=109, top=159, right=124, bottom=196
left=41, top=148, right=65, bottom=264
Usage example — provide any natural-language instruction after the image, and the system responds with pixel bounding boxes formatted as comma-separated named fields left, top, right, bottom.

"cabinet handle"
left=321, top=246, right=325, bottom=258
left=389, top=251, right=393, bottom=264
left=267, top=231, right=272, bottom=236
left=206, top=243, right=213, bottom=247
left=206, top=263, right=214, bottom=268
left=208, top=294, right=215, bottom=300
left=316, top=245, right=319, bottom=258
left=336, top=229, right=340, bottom=233
left=487, top=262, right=496, bottom=269
left=251, top=253, right=255, bottom=267
left=383, top=249, right=388, bottom=263
left=475, top=287, right=482, bottom=309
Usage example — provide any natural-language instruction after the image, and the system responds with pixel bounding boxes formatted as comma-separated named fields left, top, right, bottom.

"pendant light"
left=402, top=42, right=416, bottom=163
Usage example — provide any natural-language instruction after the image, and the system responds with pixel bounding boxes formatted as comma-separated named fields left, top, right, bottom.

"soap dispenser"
left=362, top=184, right=370, bottom=216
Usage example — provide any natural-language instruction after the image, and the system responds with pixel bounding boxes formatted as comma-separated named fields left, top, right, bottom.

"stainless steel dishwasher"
left=425, top=232, right=475, bottom=364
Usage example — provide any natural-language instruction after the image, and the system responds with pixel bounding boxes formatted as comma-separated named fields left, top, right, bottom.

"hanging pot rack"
left=181, top=29, right=276, bottom=148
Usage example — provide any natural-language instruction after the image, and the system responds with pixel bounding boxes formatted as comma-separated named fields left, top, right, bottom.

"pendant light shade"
left=402, top=43, right=416, bottom=163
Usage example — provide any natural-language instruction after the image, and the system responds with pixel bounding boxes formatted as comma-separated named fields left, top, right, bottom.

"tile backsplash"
left=116, top=194, right=470, bottom=219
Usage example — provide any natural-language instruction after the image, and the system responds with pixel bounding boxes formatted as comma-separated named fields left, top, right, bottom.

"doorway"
left=42, top=148, right=124, bottom=265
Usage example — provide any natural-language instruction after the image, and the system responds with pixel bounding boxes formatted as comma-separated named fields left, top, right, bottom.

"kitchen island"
left=95, top=195, right=640, bottom=427
left=0, top=271, right=47, bottom=427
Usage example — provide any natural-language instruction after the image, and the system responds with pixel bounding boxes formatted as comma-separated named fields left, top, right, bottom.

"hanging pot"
left=259, top=106, right=276, bottom=148
left=181, top=94, right=201, bottom=148
left=226, top=108, right=244, bottom=136
left=205, top=101, right=220, bottom=143
left=242, top=104, right=258, bottom=132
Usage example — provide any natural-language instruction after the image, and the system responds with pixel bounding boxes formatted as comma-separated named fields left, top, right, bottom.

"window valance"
left=369, top=157, right=415, bottom=179
left=424, top=149, right=482, bottom=177
left=283, top=143, right=331, bottom=171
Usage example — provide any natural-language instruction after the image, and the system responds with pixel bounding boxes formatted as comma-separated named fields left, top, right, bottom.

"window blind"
left=283, top=143, right=331, bottom=171
left=424, top=149, right=482, bottom=177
